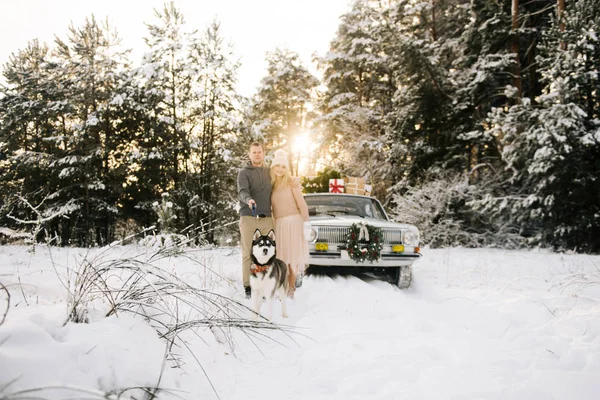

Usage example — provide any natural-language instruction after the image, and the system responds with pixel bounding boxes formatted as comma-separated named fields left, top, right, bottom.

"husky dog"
left=250, top=229, right=290, bottom=319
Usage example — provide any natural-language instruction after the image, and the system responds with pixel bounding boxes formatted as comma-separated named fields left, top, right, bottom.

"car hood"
left=309, top=215, right=418, bottom=231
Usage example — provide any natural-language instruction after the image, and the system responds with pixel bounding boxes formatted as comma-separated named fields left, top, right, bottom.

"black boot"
left=244, top=286, right=251, bottom=299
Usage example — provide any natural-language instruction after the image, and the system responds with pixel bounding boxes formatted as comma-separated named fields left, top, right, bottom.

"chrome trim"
left=310, top=252, right=421, bottom=259
left=315, top=226, right=405, bottom=245
left=315, top=226, right=347, bottom=244
left=308, top=256, right=419, bottom=267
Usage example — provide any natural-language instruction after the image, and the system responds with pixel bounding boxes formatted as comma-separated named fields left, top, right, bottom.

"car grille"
left=316, top=226, right=403, bottom=245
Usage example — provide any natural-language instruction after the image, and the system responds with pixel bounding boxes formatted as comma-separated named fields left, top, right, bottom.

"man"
left=237, top=142, right=273, bottom=298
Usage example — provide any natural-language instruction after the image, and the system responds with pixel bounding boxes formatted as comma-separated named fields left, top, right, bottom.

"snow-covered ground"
left=1, top=244, right=599, bottom=399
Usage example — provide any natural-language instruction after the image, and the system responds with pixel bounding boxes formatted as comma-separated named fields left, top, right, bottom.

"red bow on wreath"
left=329, top=179, right=344, bottom=193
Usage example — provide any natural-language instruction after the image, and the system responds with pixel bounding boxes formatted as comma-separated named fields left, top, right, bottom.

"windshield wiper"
left=316, top=213, right=337, bottom=217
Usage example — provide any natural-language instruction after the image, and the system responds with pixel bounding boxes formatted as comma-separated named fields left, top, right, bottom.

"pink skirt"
left=274, top=214, right=309, bottom=275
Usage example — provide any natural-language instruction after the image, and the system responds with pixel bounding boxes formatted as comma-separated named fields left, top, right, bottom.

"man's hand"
left=247, top=199, right=256, bottom=208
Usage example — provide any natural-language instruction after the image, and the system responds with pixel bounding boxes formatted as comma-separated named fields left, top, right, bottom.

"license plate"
left=392, top=244, right=405, bottom=253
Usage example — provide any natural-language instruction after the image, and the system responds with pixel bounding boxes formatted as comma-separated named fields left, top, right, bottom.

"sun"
left=293, top=133, right=310, bottom=155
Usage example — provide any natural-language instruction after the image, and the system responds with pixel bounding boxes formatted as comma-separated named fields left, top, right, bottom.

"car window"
left=305, top=195, right=388, bottom=220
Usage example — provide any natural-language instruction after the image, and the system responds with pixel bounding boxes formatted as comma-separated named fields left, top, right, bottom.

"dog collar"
left=251, top=264, right=269, bottom=273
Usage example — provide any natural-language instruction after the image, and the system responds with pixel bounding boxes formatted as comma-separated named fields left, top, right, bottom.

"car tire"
left=391, top=265, right=412, bottom=289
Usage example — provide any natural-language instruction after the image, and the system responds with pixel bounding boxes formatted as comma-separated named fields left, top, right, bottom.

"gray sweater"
left=237, top=161, right=272, bottom=217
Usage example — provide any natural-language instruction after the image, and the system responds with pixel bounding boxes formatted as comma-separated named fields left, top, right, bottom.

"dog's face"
left=251, top=229, right=276, bottom=265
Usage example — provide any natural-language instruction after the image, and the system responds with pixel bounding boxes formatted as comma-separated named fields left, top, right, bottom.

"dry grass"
left=58, top=238, right=295, bottom=399
left=1, top=232, right=298, bottom=400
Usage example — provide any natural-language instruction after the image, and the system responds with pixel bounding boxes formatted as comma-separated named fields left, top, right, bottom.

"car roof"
left=304, top=193, right=375, bottom=199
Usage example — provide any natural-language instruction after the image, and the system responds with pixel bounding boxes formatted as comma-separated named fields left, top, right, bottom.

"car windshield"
left=305, top=195, right=388, bottom=220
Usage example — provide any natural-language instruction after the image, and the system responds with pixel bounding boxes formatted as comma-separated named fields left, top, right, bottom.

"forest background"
left=0, top=0, right=598, bottom=252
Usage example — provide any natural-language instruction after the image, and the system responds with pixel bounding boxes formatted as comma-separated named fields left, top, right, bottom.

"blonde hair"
left=270, top=164, right=293, bottom=189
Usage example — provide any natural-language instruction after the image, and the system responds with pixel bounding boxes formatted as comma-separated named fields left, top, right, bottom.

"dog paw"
left=282, top=313, right=289, bottom=318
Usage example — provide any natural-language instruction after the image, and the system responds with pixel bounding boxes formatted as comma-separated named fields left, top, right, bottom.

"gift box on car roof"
left=345, top=177, right=372, bottom=196
left=328, top=178, right=345, bottom=193
left=328, top=177, right=372, bottom=196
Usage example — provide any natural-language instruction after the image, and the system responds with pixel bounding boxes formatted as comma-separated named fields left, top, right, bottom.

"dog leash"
left=251, top=203, right=268, bottom=219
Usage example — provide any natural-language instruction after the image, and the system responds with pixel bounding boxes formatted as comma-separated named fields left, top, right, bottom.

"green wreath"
left=346, top=222, right=384, bottom=263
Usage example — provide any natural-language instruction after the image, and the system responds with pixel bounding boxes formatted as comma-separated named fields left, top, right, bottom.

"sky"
left=1, top=243, right=599, bottom=399
left=0, top=0, right=351, bottom=97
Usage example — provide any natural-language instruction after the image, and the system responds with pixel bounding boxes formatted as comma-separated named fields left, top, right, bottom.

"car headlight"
left=402, top=230, right=419, bottom=246
left=305, top=225, right=318, bottom=243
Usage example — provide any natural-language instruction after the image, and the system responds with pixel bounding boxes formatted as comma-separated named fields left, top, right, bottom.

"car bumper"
left=308, top=251, right=421, bottom=267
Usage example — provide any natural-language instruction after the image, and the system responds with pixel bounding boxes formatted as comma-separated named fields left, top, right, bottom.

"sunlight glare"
left=293, top=133, right=310, bottom=154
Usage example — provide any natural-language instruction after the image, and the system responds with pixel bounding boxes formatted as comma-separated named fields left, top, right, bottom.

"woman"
left=270, top=149, right=309, bottom=296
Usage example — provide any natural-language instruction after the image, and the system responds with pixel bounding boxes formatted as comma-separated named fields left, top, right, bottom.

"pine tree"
left=0, top=16, right=133, bottom=246
left=316, top=0, right=393, bottom=194
left=107, top=62, right=159, bottom=230
left=382, top=0, right=474, bottom=185
left=141, top=2, right=195, bottom=216
left=50, top=16, right=130, bottom=245
left=0, top=40, right=71, bottom=241
left=486, top=0, right=600, bottom=251
left=449, top=0, right=514, bottom=179
left=251, top=48, right=318, bottom=176
left=185, top=20, right=242, bottom=242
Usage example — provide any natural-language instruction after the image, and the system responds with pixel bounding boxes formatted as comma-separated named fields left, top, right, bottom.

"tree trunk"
left=511, top=0, right=523, bottom=99
left=431, top=0, right=437, bottom=41
left=171, top=52, right=179, bottom=191
left=557, top=0, right=566, bottom=50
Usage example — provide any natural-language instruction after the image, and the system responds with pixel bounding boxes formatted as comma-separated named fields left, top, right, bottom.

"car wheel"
left=391, top=265, right=412, bottom=289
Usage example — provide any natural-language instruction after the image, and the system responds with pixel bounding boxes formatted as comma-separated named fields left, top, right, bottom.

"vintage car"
left=303, top=193, right=422, bottom=288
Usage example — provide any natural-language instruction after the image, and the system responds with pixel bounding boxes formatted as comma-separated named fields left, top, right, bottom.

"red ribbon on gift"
left=329, top=179, right=344, bottom=193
